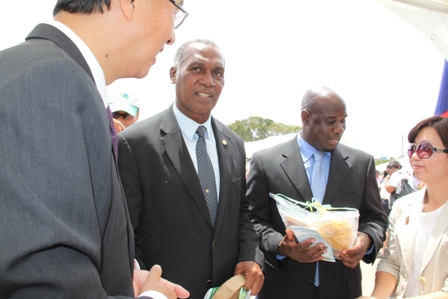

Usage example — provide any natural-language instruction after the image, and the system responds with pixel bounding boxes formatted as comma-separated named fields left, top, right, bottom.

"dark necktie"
left=196, top=126, right=218, bottom=226
left=106, top=106, right=118, bottom=160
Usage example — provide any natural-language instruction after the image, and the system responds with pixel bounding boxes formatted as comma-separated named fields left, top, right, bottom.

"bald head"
left=300, top=86, right=347, bottom=152
left=301, top=86, right=345, bottom=112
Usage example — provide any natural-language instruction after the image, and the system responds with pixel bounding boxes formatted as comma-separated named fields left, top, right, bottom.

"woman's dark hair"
left=408, top=116, right=448, bottom=149
left=388, top=160, right=402, bottom=170
left=53, top=0, right=111, bottom=16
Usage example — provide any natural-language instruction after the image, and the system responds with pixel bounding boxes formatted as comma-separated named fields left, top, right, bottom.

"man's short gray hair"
left=173, top=39, right=223, bottom=70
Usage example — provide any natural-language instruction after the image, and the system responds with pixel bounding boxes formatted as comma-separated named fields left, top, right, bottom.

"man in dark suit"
left=246, top=86, right=388, bottom=299
left=118, top=39, right=265, bottom=299
left=0, top=1, right=190, bottom=298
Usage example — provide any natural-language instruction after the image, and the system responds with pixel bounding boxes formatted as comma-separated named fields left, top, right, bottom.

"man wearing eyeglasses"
left=0, top=0, right=190, bottom=298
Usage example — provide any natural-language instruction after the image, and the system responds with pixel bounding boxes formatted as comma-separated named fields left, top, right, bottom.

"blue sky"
left=1, top=0, right=444, bottom=158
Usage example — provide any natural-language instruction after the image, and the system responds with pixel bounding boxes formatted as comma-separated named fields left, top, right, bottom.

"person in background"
left=379, top=169, right=391, bottom=215
left=377, top=169, right=391, bottom=258
left=376, top=170, right=382, bottom=185
left=411, top=171, right=425, bottom=191
left=0, top=0, right=190, bottom=298
left=246, top=86, right=387, bottom=299
left=246, top=159, right=251, bottom=179
left=117, top=39, right=264, bottom=299
left=359, top=115, right=448, bottom=299
left=110, top=93, right=141, bottom=132
left=383, top=160, right=413, bottom=209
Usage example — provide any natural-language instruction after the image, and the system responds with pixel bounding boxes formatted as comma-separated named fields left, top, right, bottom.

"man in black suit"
left=246, top=86, right=388, bottom=299
left=0, top=1, right=189, bottom=298
left=118, top=39, right=265, bottom=299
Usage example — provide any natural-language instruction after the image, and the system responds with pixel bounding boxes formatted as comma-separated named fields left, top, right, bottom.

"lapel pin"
left=405, top=216, right=409, bottom=225
left=222, top=140, right=227, bottom=146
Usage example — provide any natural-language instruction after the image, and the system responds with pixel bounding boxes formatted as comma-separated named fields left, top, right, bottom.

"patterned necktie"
left=106, top=106, right=118, bottom=160
left=311, top=151, right=326, bottom=287
left=196, top=126, right=218, bottom=226
left=311, top=151, right=325, bottom=203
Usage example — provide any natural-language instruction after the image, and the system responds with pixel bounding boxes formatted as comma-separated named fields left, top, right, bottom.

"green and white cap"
left=108, top=93, right=140, bottom=116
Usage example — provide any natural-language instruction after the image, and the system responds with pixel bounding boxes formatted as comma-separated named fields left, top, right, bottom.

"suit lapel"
left=26, top=24, right=94, bottom=82
left=324, top=146, right=350, bottom=205
left=280, top=139, right=313, bottom=202
left=160, top=108, right=213, bottom=226
left=212, top=119, right=233, bottom=229
left=399, top=198, right=420, bottom=274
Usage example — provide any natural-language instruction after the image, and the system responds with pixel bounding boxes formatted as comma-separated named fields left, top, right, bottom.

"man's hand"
left=134, top=265, right=190, bottom=298
left=113, top=118, right=125, bottom=133
left=338, top=232, right=371, bottom=268
left=234, top=261, right=264, bottom=296
left=278, top=228, right=326, bottom=263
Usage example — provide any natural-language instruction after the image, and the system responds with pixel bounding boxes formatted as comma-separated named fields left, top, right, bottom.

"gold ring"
left=305, top=247, right=310, bottom=251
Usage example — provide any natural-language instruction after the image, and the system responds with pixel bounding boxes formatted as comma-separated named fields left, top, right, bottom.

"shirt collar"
left=173, top=104, right=213, bottom=141
left=297, top=131, right=331, bottom=162
left=46, top=20, right=108, bottom=108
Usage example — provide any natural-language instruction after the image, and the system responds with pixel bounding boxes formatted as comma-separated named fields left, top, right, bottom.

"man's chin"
left=323, top=144, right=338, bottom=152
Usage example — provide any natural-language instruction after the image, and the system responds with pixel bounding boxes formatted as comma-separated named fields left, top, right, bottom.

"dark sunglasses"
left=112, top=112, right=130, bottom=119
left=386, top=165, right=397, bottom=169
left=407, top=142, right=448, bottom=159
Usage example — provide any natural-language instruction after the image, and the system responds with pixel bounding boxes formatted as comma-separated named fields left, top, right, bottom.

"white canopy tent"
left=378, top=0, right=448, bottom=59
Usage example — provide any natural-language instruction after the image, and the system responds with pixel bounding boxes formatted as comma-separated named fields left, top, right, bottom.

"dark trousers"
left=381, top=199, right=390, bottom=216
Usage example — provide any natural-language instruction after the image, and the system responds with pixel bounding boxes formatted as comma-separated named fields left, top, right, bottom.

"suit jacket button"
left=212, top=240, right=217, bottom=248
left=206, top=280, right=212, bottom=284
left=308, top=280, right=314, bottom=285
left=419, top=276, right=426, bottom=284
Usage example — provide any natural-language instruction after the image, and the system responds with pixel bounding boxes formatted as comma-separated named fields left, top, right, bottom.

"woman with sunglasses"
left=359, top=116, right=448, bottom=299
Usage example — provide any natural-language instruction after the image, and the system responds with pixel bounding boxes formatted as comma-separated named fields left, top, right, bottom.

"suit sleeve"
left=358, top=156, right=388, bottom=264
left=0, top=58, right=135, bottom=298
left=234, top=138, right=265, bottom=268
left=246, top=152, right=285, bottom=270
left=117, top=133, right=147, bottom=269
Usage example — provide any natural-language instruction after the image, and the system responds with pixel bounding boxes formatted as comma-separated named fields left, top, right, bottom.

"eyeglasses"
left=112, top=112, right=130, bottom=119
left=386, top=165, right=397, bottom=169
left=169, top=0, right=189, bottom=29
left=407, top=142, right=448, bottom=159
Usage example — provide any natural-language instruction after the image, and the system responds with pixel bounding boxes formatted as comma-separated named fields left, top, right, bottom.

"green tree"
left=228, top=116, right=300, bottom=142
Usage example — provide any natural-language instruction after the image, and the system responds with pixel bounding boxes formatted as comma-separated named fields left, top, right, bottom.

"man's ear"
left=301, top=110, right=310, bottom=125
left=169, top=67, right=177, bottom=84
left=120, top=0, right=135, bottom=21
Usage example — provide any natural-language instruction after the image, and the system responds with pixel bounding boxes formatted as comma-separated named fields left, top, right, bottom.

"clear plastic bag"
left=270, top=193, right=359, bottom=261
left=203, top=275, right=251, bottom=299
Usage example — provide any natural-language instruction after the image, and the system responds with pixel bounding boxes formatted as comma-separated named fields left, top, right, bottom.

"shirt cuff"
left=134, top=259, right=141, bottom=270
left=139, top=290, right=168, bottom=299
left=276, top=254, right=286, bottom=260
left=365, top=244, right=375, bottom=256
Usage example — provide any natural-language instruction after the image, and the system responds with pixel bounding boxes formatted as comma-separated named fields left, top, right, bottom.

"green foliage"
left=374, top=159, right=390, bottom=166
left=228, top=116, right=301, bottom=142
